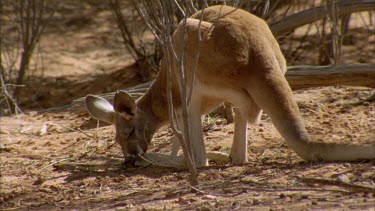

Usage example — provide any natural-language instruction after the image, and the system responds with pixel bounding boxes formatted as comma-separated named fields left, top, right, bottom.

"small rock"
left=343, top=163, right=351, bottom=168
left=202, top=194, right=217, bottom=200
left=212, top=127, right=222, bottom=131
left=215, top=119, right=224, bottom=125
left=206, top=151, right=230, bottom=163
left=0, top=129, right=9, bottom=134
left=337, top=174, right=350, bottom=183
left=39, top=123, right=49, bottom=136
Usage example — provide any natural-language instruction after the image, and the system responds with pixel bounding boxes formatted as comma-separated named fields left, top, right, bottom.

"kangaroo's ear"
left=114, top=90, right=136, bottom=120
left=85, top=95, right=116, bottom=124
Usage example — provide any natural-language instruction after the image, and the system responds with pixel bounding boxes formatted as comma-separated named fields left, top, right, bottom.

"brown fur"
left=85, top=6, right=375, bottom=167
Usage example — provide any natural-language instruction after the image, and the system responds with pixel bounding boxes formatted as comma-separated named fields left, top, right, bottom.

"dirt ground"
left=1, top=87, right=375, bottom=210
left=1, top=2, right=375, bottom=211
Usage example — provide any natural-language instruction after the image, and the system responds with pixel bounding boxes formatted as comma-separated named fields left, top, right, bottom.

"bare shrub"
left=133, top=0, right=203, bottom=186
left=0, top=0, right=58, bottom=115
left=106, top=0, right=163, bottom=81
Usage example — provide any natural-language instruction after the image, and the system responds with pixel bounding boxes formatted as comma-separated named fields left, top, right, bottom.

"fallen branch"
left=297, top=176, right=375, bottom=193
left=53, top=162, right=122, bottom=172
left=240, top=186, right=350, bottom=194
left=35, top=82, right=152, bottom=114
left=52, top=152, right=230, bottom=171
left=136, top=151, right=230, bottom=168
left=270, top=0, right=375, bottom=36
left=286, top=64, right=375, bottom=90
left=34, top=64, right=374, bottom=114
left=136, top=153, right=185, bottom=168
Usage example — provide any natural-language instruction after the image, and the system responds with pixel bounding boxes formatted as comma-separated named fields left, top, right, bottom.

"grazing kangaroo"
left=85, top=6, right=375, bottom=167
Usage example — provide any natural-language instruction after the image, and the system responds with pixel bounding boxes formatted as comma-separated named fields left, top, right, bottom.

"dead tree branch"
left=40, top=64, right=375, bottom=115
left=14, top=0, right=56, bottom=97
left=107, top=0, right=160, bottom=80
left=297, top=176, right=375, bottom=193
left=0, top=0, right=57, bottom=114
left=270, top=0, right=375, bottom=36
left=286, top=64, right=375, bottom=89
left=134, top=0, right=199, bottom=186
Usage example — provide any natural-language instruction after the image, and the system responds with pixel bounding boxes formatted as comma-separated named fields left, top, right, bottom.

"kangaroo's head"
left=85, top=91, right=152, bottom=167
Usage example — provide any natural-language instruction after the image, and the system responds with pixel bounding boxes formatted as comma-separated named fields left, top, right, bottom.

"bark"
left=270, top=0, right=375, bottom=36
left=286, top=64, right=375, bottom=90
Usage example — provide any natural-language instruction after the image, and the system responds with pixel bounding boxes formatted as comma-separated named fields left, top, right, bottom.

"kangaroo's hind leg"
left=230, top=92, right=262, bottom=164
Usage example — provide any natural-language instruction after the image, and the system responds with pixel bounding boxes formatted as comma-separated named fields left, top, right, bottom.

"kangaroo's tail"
left=246, top=65, right=375, bottom=161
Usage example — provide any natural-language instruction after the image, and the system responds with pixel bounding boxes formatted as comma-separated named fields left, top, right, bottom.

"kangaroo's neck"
left=136, top=62, right=172, bottom=129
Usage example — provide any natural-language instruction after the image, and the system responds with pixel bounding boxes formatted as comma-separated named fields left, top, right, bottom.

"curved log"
left=270, top=0, right=375, bottom=36
left=37, top=64, right=374, bottom=114
left=286, top=64, right=375, bottom=89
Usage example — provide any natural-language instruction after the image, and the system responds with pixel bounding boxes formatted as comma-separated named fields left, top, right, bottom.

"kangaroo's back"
left=187, top=5, right=287, bottom=83
left=184, top=6, right=374, bottom=162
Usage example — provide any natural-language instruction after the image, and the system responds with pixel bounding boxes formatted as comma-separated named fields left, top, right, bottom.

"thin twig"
left=297, top=176, right=375, bottom=193
left=52, top=161, right=122, bottom=171
left=51, top=122, right=94, bottom=138
left=189, top=185, right=205, bottom=194
left=240, top=186, right=350, bottom=194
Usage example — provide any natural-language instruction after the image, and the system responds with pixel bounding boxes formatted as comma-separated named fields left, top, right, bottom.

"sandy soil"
left=1, top=2, right=374, bottom=211
left=1, top=86, right=375, bottom=210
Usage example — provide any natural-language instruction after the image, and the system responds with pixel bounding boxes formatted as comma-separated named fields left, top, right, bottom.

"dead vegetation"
left=1, top=1, right=374, bottom=210
left=1, top=85, right=374, bottom=210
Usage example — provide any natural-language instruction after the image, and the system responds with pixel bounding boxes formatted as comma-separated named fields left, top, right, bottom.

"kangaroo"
left=85, top=5, right=375, bottom=168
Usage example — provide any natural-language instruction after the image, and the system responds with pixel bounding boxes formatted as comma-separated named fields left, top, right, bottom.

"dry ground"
left=1, top=2, right=375, bottom=211
left=1, top=86, right=375, bottom=210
